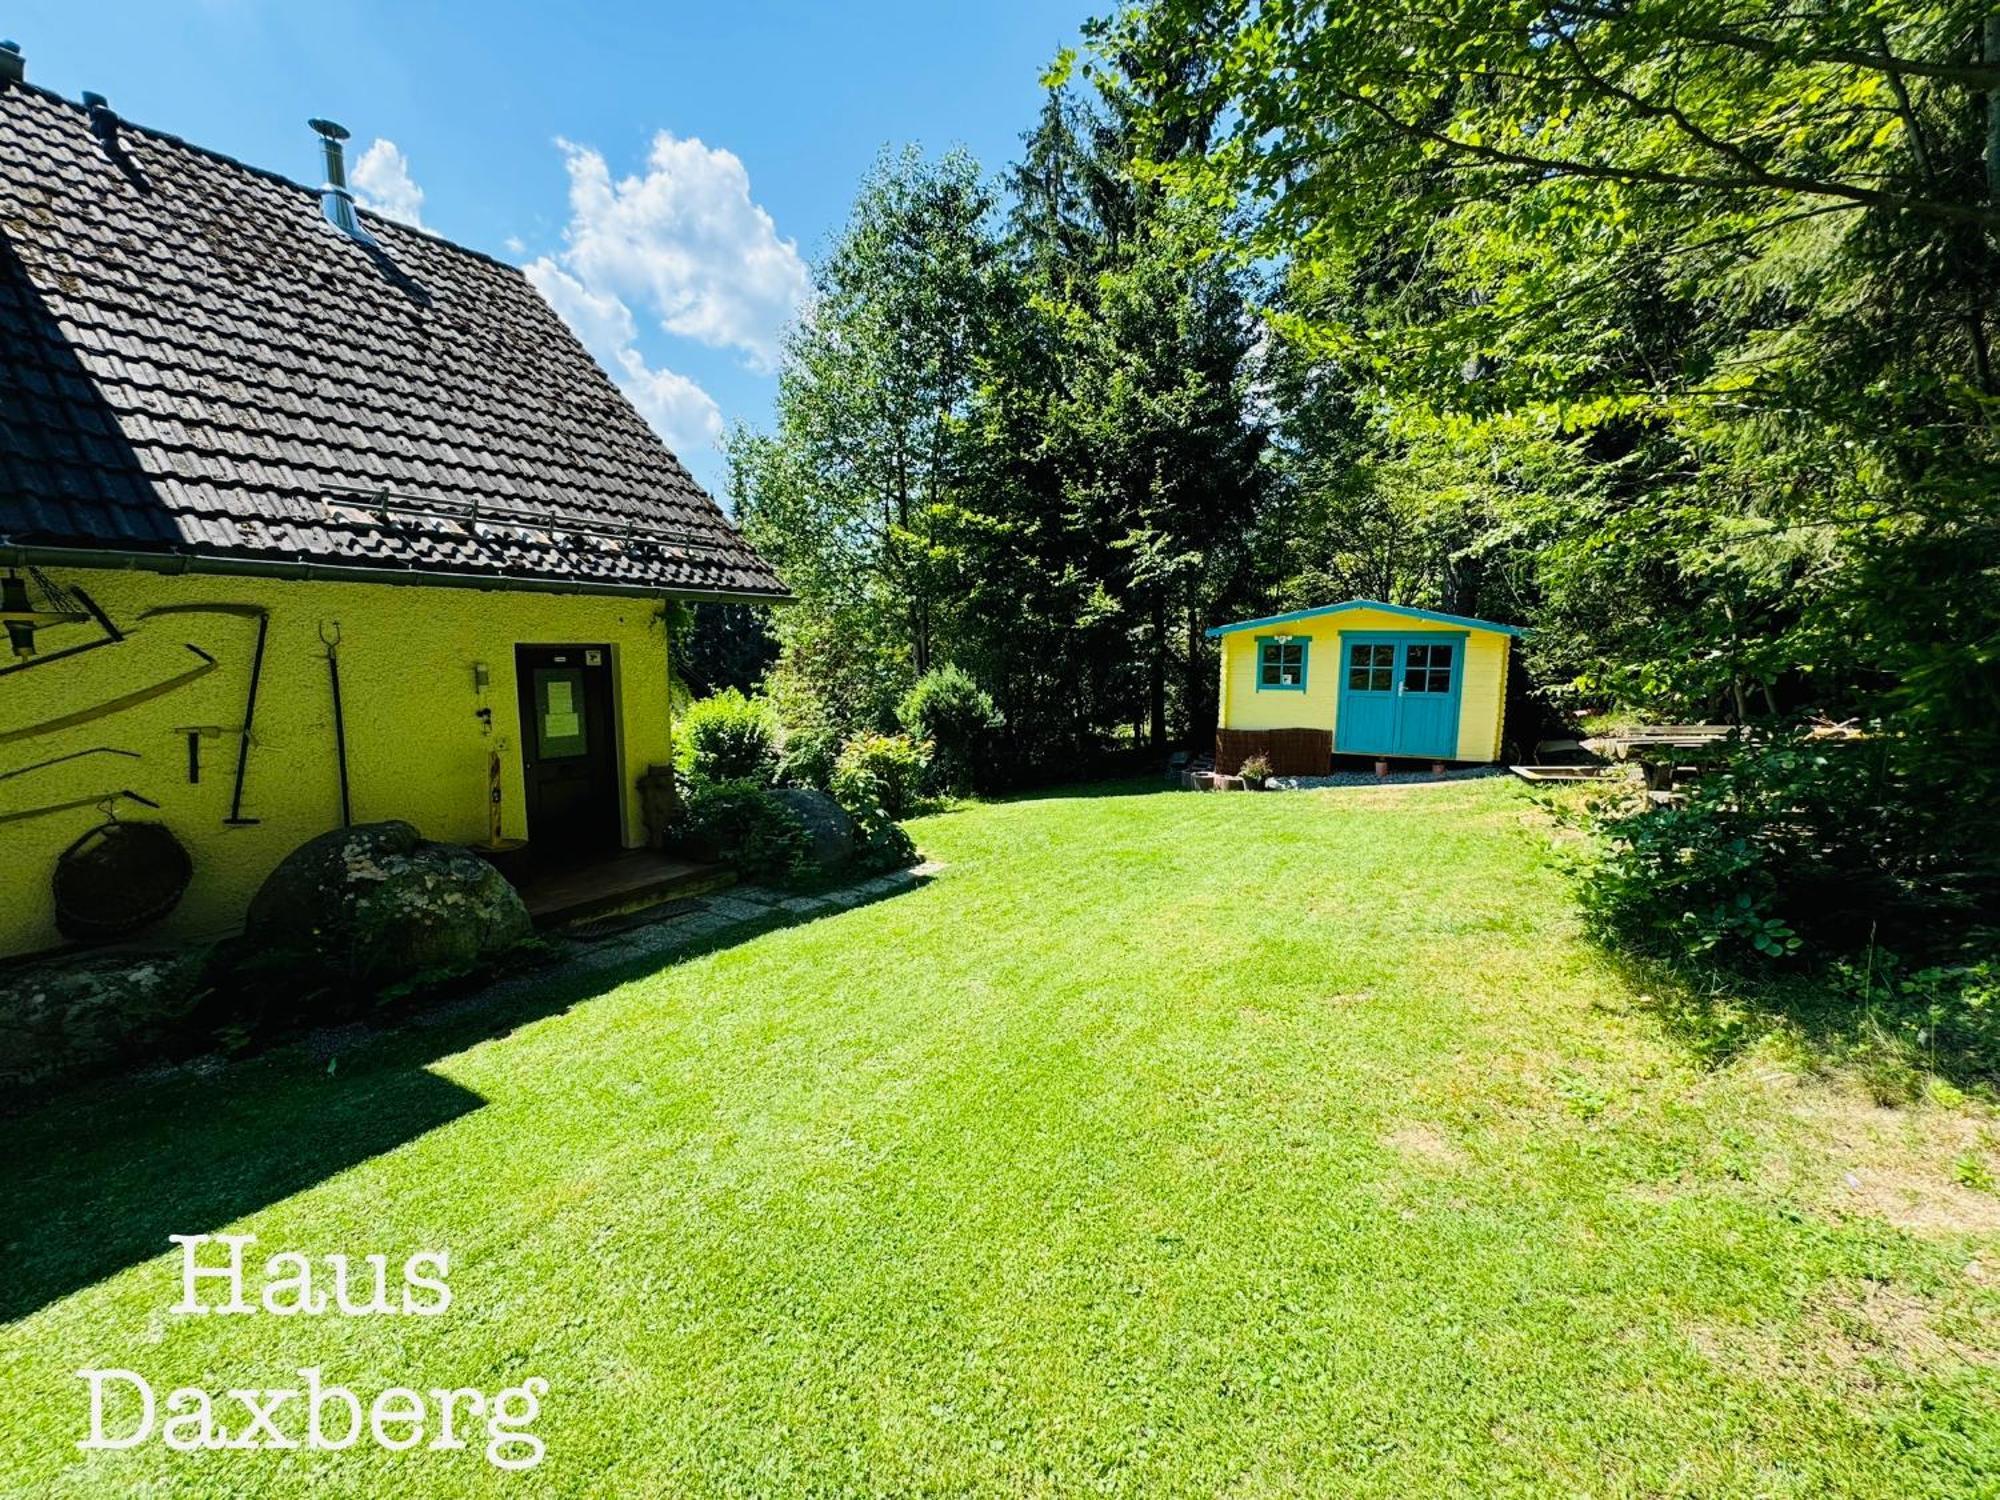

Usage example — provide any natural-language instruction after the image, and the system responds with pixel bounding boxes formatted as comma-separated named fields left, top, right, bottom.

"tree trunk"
left=1149, top=596, right=1168, bottom=749
left=1183, top=606, right=1206, bottom=750
left=1989, top=15, right=2000, bottom=209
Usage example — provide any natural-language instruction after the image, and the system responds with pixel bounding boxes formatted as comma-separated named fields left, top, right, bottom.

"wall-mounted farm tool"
left=138, top=603, right=270, bottom=826
left=0, top=642, right=217, bottom=746
left=0, top=568, right=120, bottom=670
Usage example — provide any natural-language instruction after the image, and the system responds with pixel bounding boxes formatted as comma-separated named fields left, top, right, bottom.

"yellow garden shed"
left=1207, top=600, right=1522, bottom=775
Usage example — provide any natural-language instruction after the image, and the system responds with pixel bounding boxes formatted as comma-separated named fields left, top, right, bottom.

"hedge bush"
left=669, top=778, right=814, bottom=885
left=776, top=721, right=842, bottom=792
left=831, top=732, right=931, bottom=821
left=898, top=664, right=1003, bottom=794
left=675, top=689, right=780, bottom=786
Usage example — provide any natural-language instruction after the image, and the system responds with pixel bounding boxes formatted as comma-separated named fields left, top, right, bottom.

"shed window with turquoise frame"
left=1256, top=636, right=1308, bottom=691
left=1347, top=642, right=1394, bottom=691
left=1402, top=641, right=1454, bottom=694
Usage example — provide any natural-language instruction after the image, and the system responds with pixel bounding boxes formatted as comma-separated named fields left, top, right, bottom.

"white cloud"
left=519, top=129, right=806, bottom=472
left=524, top=258, right=723, bottom=459
left=549, top=132, right=808, bottom=373
left=351, top=139, right=425, bottom=228
left=502, top=233, right=527, bottom=255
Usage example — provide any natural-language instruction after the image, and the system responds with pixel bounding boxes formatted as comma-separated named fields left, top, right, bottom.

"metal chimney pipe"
left=0, top=41, right=24, bottom=86
left=82, top=90, right=118, bottom=140
left=308, top=117, right=375, bottom=244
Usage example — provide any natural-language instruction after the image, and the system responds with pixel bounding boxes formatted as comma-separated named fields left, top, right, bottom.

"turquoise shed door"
left=1393, top=640, right=1458, bottom=758
left=1335, top=635, right=1463, bottom=759
left=1334, top=639, right=1398, bottom=754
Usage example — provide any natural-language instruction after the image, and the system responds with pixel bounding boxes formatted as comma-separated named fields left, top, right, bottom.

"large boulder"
left=244, top=821, right=531, bottom=996
left=769, top=788, right=855, bottom=874
left=0, top=949, right=206, bottom=1094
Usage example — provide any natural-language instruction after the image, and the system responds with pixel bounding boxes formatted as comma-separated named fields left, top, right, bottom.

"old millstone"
left=244, top=821, right=531, bottom=993
left=769, top=788, right=855, bottom=873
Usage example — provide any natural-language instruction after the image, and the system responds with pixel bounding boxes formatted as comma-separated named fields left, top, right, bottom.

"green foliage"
left=1827, top=950, right=2000, bottom=1083
left=675, top=689, right=780, bottom=787
left=669, top=778, right=814, bottom=886
left=775, top=721, right=841, bottom=792
left=1582, top=736, right=1995, bottom=965
left=1580, top=801, right=1799, bottom=966
left=848, top=802, right=921, bottom=877
left=897, top=664, right=1004, bottom=794
left=731, top=147, right=1000, bottom=751
left=831, top=732, right=931, bottom=822
left=1953, top=1148, right=1997, bottom=1195
left=1104, top=0, right=2000, bottom=1021
left=671, top=602, right=778, bottom=700
left=733, top=98, right=1270, bottom=779
left=1237, top=753, right=1272, bottom=787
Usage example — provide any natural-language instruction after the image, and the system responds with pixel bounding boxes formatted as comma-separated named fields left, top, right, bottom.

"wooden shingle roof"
left=0, top=79, right=787, bottom=600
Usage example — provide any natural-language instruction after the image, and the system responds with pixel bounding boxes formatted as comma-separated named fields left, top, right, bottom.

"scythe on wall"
left=0, top=642, right=219, bottom=746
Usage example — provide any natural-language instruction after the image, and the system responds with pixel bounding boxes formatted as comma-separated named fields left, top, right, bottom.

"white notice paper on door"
left=544, top=680, right=581, bottom=739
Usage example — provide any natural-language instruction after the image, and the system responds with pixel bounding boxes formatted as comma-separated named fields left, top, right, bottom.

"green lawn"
left=4, top=779, right=1997, bottom=1496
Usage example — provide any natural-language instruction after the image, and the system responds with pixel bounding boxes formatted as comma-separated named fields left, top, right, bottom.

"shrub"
left=850, top=803, right=921, bottom=876
left=776, top=721, right=842, bottom=791
left=831, top=732, right=931, bottom=821
left=675, top=689, right=780, bottom=786
left=1575, top=734, right=1991, bottom=967
left=669, top=778, right=813, bottom=885
left=897, top=664, right=1003, bottom=795
left=1577, top=759, right=1801, bottom=964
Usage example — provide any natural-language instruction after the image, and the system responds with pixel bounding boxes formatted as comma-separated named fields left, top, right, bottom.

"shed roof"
left=0, top=78, right=786, bottom=601
left=1205, top=599, right=1525, bottom=639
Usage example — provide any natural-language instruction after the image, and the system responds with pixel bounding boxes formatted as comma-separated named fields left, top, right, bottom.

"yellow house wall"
left=1217, top=608, right=1509, bottom=762
left=0, top=567, right=675, bottom=957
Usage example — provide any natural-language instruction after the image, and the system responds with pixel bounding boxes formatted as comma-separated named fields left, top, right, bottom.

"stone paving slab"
left=566, top=860, right=944, bottom=970
left=704, top=895, right=782, bottom=922
left=236, top=860, right=943, bottom=1074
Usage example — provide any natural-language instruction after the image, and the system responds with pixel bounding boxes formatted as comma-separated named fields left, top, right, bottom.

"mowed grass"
left=4, top=778, right=1998, bottom=1497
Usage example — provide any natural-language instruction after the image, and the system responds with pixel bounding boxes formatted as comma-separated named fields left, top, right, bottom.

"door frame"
left=1333, top=629, right=1469, bottom=760
left=513, top=642, right=627, bottom=856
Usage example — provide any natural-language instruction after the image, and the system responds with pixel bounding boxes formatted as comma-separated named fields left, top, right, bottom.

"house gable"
left=0, top=79, right=783, bottom=601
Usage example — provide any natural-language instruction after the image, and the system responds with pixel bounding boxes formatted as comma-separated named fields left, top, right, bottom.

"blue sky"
left=8, top=1, right=1091, bottom=498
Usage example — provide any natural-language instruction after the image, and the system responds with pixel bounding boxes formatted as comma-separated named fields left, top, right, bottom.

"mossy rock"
left=0, top=949, right=206, bottom=1093
left=244, top=821, right=531, bottom=997
left=770, top=788, right=856, bottom=874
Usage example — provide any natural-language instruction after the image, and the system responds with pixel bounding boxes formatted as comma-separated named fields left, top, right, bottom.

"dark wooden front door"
left=515, top=644, right=620, bottom=862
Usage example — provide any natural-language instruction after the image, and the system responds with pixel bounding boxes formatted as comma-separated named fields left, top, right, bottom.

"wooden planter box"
left=1214, top=728, right=1332, bottom=778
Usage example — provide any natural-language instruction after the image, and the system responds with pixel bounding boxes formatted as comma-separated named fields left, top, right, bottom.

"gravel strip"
left=1266, top=766, right=1507, bottom=791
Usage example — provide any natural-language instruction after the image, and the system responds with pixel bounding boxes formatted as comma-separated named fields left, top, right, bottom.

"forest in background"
left=695, top=0, right=1998, bottom=1053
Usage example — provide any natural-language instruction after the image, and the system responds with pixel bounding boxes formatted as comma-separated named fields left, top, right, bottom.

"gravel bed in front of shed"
left=1266, top=766, right=1508, bottom=791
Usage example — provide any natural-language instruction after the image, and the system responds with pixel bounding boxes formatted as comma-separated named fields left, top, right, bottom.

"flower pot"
left=1374, top=758, right=1390, bottom=778
left=1431, top=761, right=1447, bottom=776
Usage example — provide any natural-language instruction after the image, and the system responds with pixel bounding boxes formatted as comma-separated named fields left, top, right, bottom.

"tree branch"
left=1335, top=88, right=2000, bottom=230
left=1547, top=5, right=2000, bottom=88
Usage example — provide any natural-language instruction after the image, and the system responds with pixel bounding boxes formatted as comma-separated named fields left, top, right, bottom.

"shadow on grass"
left=993, top=776, right=1172, bottom=805
left=1600, top=946, right=1997, bottom=1102
left=0, top=876, right=925, bottom=1325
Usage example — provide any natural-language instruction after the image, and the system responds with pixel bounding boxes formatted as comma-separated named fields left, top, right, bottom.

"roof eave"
left=0, top=542, right=792, bottom=607
left=1205, top=598, right=1524, bottom=639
